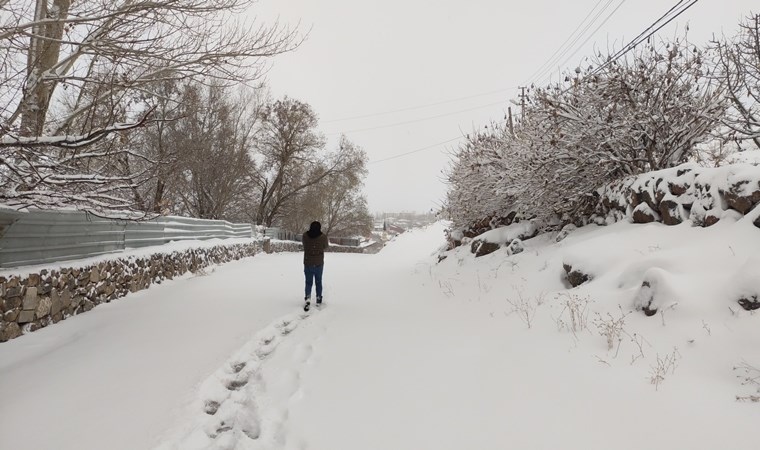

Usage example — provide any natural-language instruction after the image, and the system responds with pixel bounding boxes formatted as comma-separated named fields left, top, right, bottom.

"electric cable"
left=529, top=0, right=618, bottom=86
left=328, top=100, right=506, bottom=135
left=322, top=87, right=517, bottom=123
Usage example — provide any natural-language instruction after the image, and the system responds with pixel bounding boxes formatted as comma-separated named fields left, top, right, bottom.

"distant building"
left=329, top=236, right=361, bottom=247
left=386, top=223, right=405, bottom=234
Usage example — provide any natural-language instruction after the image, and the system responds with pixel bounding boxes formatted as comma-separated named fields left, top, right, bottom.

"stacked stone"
left=268, top=241, right=365, bottom=254
left=326, top=245, right=366, bottom=254
left=0, top=243, right=261, bottom=343
left=595, top=166, right=760, bottom=228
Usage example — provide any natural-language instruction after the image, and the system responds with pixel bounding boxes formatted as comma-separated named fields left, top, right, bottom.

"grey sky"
left=252, top=0, right=755, bottom=213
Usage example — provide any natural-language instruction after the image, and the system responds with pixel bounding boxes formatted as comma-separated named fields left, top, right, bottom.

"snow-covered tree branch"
left=444, top=33, right=728, bottom=233
left=713, top=12, right=760, bottom=149
left=0, top=0, right=298, bottom=215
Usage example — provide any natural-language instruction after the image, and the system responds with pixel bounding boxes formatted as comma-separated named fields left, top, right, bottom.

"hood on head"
left=307, top=221, right=322, bottom=238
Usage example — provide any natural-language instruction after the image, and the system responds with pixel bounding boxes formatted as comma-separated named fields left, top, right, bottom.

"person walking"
left=303, top=221, right=328, bottom=311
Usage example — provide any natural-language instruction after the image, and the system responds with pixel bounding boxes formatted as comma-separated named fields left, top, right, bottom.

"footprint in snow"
left=162, top=310, right=320, bottom=448
left=293, top=344, right=313, bottom=364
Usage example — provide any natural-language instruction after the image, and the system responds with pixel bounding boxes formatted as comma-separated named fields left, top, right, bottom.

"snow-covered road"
left=0, top=253, right=301, bottom=450
left=2, top=222, right=759, bottom=450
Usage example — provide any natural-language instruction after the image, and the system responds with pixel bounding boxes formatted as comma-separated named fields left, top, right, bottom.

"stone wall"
left=267, top=240, right=367, bottom=255
left=592, top=162, right=760, bottom=228
left=446, top=162, right=760, bottom=255
left=0, top=242, right=261, bottom=343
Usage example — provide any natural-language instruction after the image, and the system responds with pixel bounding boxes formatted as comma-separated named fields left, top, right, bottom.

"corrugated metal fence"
left=263, top=227, right=300, bottom=242
left=0, top=208, right=252, bottom=269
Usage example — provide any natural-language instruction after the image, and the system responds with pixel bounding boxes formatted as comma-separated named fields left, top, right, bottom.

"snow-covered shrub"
left=442, top=125, right=522, bottom=234
left=513, top=35, right=725, bottom=220
left=443, top=32, right=726, bottom=236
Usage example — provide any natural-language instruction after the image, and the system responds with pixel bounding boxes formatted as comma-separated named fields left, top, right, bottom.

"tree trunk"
left=153, top=179, right=166, bottom=213
left=20, top=0, right=72, bottom=136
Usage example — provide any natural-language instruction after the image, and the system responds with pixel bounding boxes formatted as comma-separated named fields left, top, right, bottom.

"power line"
left=545, top=0, right=628, bottom=85
left=368, top=118, right=513, bottom=164
left=588, top=0, right=697, bottom=78
left=368, top=136, right=464, bottom=164
left=526, top=0, right=615, bottom=86
left=524, top=0, right=607, bottom=84
left=597, top=0, right=686, bottom=66
left=328, top=100, right=506, bottom=135
left=366, top=0, right=699, bottom=165
left=322, top=87, right=517, bottom=124
left=531, top=0, right=692, bottom=89
left=542, top=0, right=697, bottom=96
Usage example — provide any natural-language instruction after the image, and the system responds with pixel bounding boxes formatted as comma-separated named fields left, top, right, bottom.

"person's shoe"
left=304, top=296, right=311, bottom=312
left=316, top=296, right=323, bottom=306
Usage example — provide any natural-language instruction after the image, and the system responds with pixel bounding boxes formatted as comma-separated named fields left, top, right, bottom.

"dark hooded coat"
left=303, top=222, right=329, bottom=266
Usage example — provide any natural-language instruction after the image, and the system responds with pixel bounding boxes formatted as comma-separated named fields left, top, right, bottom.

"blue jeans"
left=304, top=265, right=324, bottom=298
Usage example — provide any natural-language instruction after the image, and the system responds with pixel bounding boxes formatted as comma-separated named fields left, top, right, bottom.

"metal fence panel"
left=264, top=227, right=281, bottom=239
left=0, top=208, right=253, bottom=269
left=264, top=227, right=300, bottom=241
left=124, top=220, right=165, bottom=248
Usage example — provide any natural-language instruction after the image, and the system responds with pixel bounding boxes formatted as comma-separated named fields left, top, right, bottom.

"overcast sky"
left=251, top=0, right=756, bottom=214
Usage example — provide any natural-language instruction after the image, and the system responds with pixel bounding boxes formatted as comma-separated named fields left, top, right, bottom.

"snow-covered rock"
left=595, top=162, right=760, bottom=228
left=468, top=221, right=538, bottom=257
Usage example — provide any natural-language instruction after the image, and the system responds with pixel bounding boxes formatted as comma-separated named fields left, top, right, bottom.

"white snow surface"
left=2, top=221, right=760, bottom=449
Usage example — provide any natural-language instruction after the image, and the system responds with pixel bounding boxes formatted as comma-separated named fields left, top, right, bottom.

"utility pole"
left=507, top=106, right=514, bottom=135
left=518, top=86, right=527, bottom=118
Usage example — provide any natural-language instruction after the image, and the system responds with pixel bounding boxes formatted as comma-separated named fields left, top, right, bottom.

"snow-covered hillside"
left=2, top=221, right=759, bottom=450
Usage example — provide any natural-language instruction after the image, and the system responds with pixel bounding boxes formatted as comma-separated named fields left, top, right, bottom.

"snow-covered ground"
left=0, top=254, right=298, bottom=450
left=2, top=221, right=760, bottom=449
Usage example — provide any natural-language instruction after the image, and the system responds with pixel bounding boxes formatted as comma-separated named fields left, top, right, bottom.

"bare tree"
left=277, top=186, right=322, bottom=234
left=310, top=136, right=372, bottom=236
left=0, top=0, right=297, bottom=215
left=322, top=183, right=372, bottom=237
left=253, top=98, right=365, bottom=227
left=714, top=12, right=760, bottom=149
left=133, top=80, right=184, bottom=215
left=279, top=170, right=372, bottom=238
left=170, top=83, right=259, bottom=220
